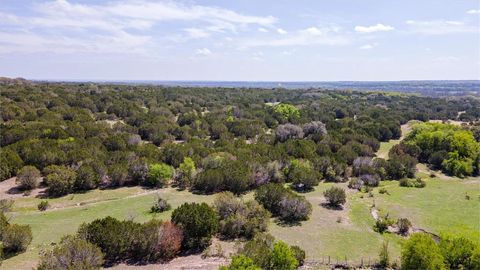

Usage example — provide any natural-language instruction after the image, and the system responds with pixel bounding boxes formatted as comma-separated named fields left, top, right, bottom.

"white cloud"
left=184, top=28, right=211, bottom=39
left=359, top=43, right=376, bottom=50
left=258, top=27, right=268, bottom=32
left=466, top=9, right=480, bottom=14
left=0, top=0, right=277, bottom=54
left=277, top=28, right=288, bottom=34
left=240, top=25, right=349, bottom=48
left=433, top=56, right=460, bottom=62
left=355, top=23, right=394, bottom=33
left=195, top=48, right=212, bottom=56
left=405, top=20, right=477, bottom=35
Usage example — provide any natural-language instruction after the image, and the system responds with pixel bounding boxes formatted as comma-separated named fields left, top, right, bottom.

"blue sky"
left=0, top=0, right=479, bottom=81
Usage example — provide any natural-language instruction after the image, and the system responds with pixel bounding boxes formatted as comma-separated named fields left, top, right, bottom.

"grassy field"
left=3, top=120, right=479, bottom=269
left=2, top=188, right=216, bottom=270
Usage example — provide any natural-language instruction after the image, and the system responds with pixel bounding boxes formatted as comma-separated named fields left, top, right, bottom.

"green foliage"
left=273, top=104, right=300, bottom=120
left=254, top=183, right=311, bottom=223
left=1, top=223, right=33, bottom=254
left=379, top=241, right=390, bottom=268
left=220, top=255, right=261, bottom=270
left=176, top=157, right=196, bottom=188
left=16, top=165, right=40, bottom=190
left=0, top=148, right=23, bottom=181
left=270, top=241, right=298, bottom=270
left=37, top=200, right=49, bottom=211
left=45, top=165, right=77, bottom=197
left=397, top=218, right=412, bottom=235
left=399, top=177, right=426, bottom=188
left=37, top=235, right=104, bottom=270
left=406, top=123, right=480, bottom=177
left=146, top=163, right=174, bottom=187
left=214, top=192, right=270, bottom=239
left=323, top=186, right=346, bottom=207
left=439, top=234, right=479, bottom=270
left=401, top=233, right=445, bottom=270
left=239, top=233, right=300, bottom=270
left=150, top=196, right=171, bottom=213
left=171, top=202, right=219, bottom=250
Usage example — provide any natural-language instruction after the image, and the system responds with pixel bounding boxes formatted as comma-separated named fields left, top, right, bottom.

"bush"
left=145, top=163, right=174, bottom=187
left=154, top=221, right=183, bottom=261
left=220, top=255, right=261, bottom=270
left=75, top=164, right=99, bottom=191
left=397, top=218, right=412, bottom=235
left=270, top=241, right=298, bottom=270
left=175, top=157, right=196, bottom=189
left=289, top=165, right=320, bottom=192
left=37, top=235, right=104, bottom=270
left=399, top=177, right=426, bottom=188
left=2, top=223, right=33, bottom=254
left=378, top=188, right=389, bottom=195
left=323, top=186, right=346, bottom=207
left=16, top=165, right=41, bottom=190
left=439, top=235, right=478, bottom=270
left=254, top=184, right=311, bottom=223
left=275, top=124, right=303, bottom=142
left=0, top=199, right=14, bottom=213
left=45, top=166, right=77, bottom=197
left=78, top=216, right=137, bottom=262
left=214, top=192, right=270, bottom=239
left=290, top=245, right=306, bottom=266
left=194, top=159, right=252, bottom=195
left=150, top=196, right=171, bottom=213
left=37, top=200, right=49, bottom=211
left=171, top=202, right=219, bottom=250
left=401, top=233, right=445, bottom=270
left=373, top=215, right=395, bottom=234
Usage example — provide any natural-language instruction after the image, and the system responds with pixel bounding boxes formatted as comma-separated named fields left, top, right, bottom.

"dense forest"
left=1, top=80, right=479, bottom=269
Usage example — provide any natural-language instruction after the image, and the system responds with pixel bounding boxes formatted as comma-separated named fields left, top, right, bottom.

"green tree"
left=220, top=255, right=261, bottom=270
left=270, top=241, right=298, bottom=270
left=146, top=163, right=174, bottom=187
left=401, top=233, right=445, bottom=270
left=171, top=202, right=219, bottom=250
left=323, top=186, right=346, bottom=207
left=16, top=165, right=41, bottom=190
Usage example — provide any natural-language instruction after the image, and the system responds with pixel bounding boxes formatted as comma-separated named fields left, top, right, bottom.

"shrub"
left=397, top=218, right=412, bottom=235
left=278, top=194, right=312, bottom=223
left=78, top=217, right=137, bottom=262
left=45, top=166, right=77, bottom=197
left=155, top=221, right=183, bottom=261
left=399, top=177, right=426, bottom=188
left=289, top=165, right=320, bottom=192
left=214, top=192, right=270, bottom=239
left=37, top=200, right=49, bottom=211
left=275, top=124, right=304, bottom=142
left=379, top=188, right=389, bottom=195
left=220, top=255, right=261, bottom=270
left=0, top=199, right=14, bottom=213
left=171, top=202, right=219, bottom=250
left=176, top=157, right=196, bottom=189
left=37, top=235, right=104, bottom=270
left=290, top=245, right=306, bottom=266
left=241, top=233, right=275, bottom=269
left=439, top=235, right=478, bottom=270
left=16, top=165, right=41, bottom=190
left=254, top=184, right=311, bottom=223
left=75, top=164, right=99, bottom=191
left=145, top=163, right=174, bottom=187
left=150, top=196, right=171, bottom=213
left=401, top=233, right=445, bottom=270
left=2, top=223, right=32, bottom=254
left=373, top=215, right=395, bottom=234
left=270, top=241, right=298, bottom=270
left=194, top=159, right=252, bottom=195
left=348, top=178, right=363, bottom=190
left=323, top=186, right=346, bottom=207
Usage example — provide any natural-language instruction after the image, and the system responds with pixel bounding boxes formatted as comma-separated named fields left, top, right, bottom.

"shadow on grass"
left=320, top=202, right=344, bottom=211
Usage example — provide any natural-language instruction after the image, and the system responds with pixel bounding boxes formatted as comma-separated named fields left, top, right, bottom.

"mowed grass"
left=3, top=171, right=479, bottom=268
left=269, top=183, right=403, bottom=264
left=2, top=188, right=216, bottom=270
left=373, top=177, right=480, bottom=239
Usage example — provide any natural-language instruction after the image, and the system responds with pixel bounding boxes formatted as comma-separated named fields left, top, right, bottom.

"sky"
left=0, top=0, right=479, bottom=81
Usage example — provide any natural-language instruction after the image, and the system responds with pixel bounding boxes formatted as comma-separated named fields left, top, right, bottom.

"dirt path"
left=0, top=177, right=46, bottom=199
